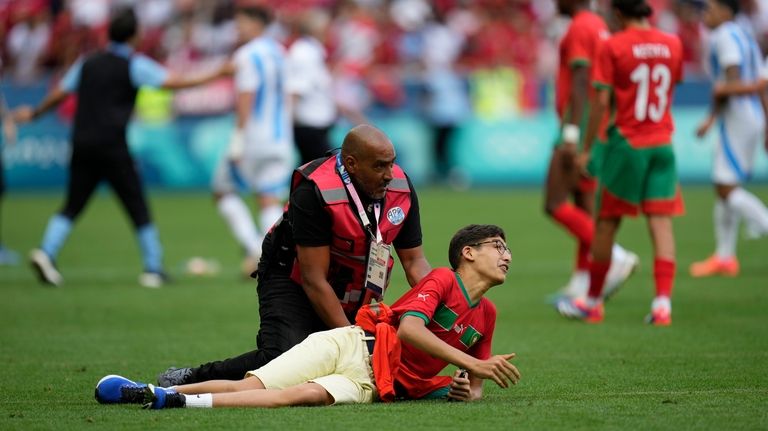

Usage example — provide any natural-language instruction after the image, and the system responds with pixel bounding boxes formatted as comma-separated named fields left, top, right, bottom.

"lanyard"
left=336, top=153, right=383, bottom=242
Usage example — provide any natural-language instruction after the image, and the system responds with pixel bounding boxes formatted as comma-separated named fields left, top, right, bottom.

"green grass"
left=1, top=185, right=767, bottom=430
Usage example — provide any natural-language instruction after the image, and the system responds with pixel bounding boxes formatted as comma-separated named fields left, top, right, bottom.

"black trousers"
left=188, top=274, right=329, bottom=382
left=61, top=146, right=150, bottom=227
left=293, top=125, right=332, bottom=166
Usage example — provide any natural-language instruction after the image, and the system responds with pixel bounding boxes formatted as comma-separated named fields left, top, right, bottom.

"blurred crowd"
left=3, top=0, right=768, bottom=116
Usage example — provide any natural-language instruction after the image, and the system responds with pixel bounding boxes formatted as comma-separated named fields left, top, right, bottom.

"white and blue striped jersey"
left=234, top=36, right=292, bottom=151
left=708, top=21, right=765, bottom=131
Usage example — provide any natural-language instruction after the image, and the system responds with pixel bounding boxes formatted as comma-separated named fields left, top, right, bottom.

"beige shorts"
left=246, top=326, right=377, bottom=405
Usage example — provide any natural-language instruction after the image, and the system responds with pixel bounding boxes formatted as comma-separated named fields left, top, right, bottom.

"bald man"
left=158, top=124, right=431, bottom=386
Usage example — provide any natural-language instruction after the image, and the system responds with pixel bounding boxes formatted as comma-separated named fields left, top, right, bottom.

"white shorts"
left=713, top=119, right=763, bottom=185
left=246, top=326, right=377, bottom=405
left=211, top=145, right=293, bottom=197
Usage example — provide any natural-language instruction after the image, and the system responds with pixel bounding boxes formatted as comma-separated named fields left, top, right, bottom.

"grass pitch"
left=1, top=185, right=767, bottom=430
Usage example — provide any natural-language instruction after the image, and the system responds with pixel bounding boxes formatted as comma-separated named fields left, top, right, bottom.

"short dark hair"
left=612, top=0, right=654, bottom=18
left=713, top=0, right=739, bottom=14
left=448, top=224, right=506, bottom=270
left=236, top=6, right=272, bottom=24
left=108, top=8, right=138, bottom=43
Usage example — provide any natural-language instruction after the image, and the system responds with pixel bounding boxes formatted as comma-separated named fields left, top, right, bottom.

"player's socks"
left=576, top=242, right=591, bottom=272
left=184, top=393, right=213, bottom=408
left=40, top=214, right=73, bottom=259
left=587, top=259, right=610, bottom=299
left=727, top=188, right=768, bottom=238
left=218, top=194, right=263, bottom=257
left=714, top=199, right=739, bottom=259
left=653, top=258, right=675, bottom=298
left=137, top=224, right=163, bottom=273
left=259, top=204, right=284, bottom=235
left=551, top=203, right=594, bottom=245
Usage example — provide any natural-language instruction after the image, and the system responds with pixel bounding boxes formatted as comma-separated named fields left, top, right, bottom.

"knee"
left=279, top=384, right=333, bottom=407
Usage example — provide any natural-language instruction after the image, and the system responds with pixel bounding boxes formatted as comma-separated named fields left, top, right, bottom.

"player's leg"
left=250, top=150, right=291, bottom=238
left=645, top=215, right=675, bottom=326
left=691, top=122, right=767, bottom=276
left=31, top=149, right=100, bottom=285
left=544, top=144, right=594, bottom=298
left=104, top=151, right=166, bottom=287
left=155, top=327, right=373, bottom=409
left=641, top=144, right=684, bottom=325
left=211, top=156, right=263, bottom=277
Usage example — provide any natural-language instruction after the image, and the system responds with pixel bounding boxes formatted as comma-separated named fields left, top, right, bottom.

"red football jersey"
left=592, top=27, right=683, bottom=148
left=391, top=267, right=496, bottom=398
left=556, top=10, right=610, bottom=120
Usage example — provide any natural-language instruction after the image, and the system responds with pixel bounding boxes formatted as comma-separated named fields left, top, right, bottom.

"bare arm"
left=160, top=62, right=234, bottom=90
left=712, top=78, right=766, bottom=98
left=563, top=65, right=590, bottom=146
left=697, top=65, right=742, bottom=138
left=395, top=246, right=431, bottom=287
left=397, top=315, right=520, bottom=389
left=296, top=245, right=352, bottom=328
left=576, top=86, right=609, bottom=172
left=14, top=86, right=69, bottom=124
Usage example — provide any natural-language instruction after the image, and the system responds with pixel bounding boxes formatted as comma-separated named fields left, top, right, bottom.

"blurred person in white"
left=691, top=0, right=768, bottom=277
left=286, top=8, right=366, bottom=165
left=5, top=1, right=50, bottom=84
left=68, top=0, right=110, bottom=29
left=286, top=9, right=337, bottom=165
left=211, top=5, right=293, bottom=278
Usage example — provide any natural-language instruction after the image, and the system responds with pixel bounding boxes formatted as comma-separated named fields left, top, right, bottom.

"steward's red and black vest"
left=289, top=156, right=412, bottom=316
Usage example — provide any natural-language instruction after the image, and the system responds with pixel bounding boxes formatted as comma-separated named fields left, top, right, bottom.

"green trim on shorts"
left=570, top=58, right=591, bottom=67
left=597, top=127, right=679, bottom=207
left=593, top=81, right=612, bottom=90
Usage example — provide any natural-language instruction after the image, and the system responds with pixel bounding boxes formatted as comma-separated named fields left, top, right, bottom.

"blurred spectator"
left=286, top=8, right=339, bottom=163
left=419, top=7, right=470, bottom=181
left=5, top=0, right=51, bottom=84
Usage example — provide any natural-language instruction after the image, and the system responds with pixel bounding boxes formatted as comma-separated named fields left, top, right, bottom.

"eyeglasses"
left=470, top=240, right=510, bottom=256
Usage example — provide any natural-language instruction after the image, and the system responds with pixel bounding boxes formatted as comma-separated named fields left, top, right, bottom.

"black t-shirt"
left=289, top=175, right=423, bottom=250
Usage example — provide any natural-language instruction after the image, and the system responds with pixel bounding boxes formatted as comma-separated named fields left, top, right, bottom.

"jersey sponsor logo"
left=418, top=293, right=430, bottom=302
left=453, top=323, right=466, bottom=334
left=387, top=207, right=405, bottom=225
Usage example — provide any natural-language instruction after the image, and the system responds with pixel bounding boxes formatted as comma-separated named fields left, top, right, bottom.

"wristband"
left=228, top=129, right=245, bottom=159
left=562, top=124, right=580, bottom=144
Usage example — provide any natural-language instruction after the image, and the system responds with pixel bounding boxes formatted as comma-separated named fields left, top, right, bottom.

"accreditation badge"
left=365, top=241, right=391, bottom=297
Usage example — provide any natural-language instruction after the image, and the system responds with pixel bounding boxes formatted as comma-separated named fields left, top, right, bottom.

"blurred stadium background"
left=2, top=0, right=767, bottom=189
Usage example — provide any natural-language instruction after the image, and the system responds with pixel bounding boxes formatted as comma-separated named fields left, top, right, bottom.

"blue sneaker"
left=95, top=375, right=149, bottom=404
left=142, top=384, right=186, bottom=409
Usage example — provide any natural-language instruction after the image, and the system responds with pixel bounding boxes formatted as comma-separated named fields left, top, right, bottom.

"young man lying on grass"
left=95, top=224, right=520, bottom=408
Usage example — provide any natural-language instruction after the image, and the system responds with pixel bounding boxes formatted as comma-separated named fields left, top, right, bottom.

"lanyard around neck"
left=336, top=153, right=383, bottom=242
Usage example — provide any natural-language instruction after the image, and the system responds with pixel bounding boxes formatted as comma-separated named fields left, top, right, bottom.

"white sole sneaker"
left=602, top=251, right=639, bottom=300
left=139, top=272, right=165, bottom=288
left=29, top=249, right=63, bottom=286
